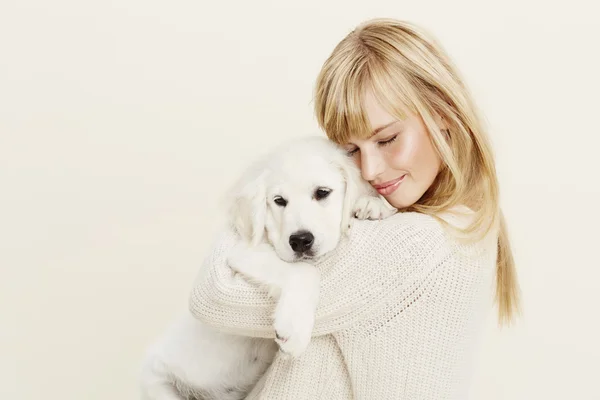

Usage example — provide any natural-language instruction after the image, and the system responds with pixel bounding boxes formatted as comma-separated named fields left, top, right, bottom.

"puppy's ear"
left=227, top=170, right=269, bottom=246
left=336, top=155, right=374, bottom=235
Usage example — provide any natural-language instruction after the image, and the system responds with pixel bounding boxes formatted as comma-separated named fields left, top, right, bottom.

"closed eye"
left=345, top=133, right=398, bottom=156
left=378, top=134, right=398, bottom=146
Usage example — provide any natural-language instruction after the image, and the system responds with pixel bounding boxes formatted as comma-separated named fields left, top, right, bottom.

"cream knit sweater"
left=189, top=210, right=498, bottom=399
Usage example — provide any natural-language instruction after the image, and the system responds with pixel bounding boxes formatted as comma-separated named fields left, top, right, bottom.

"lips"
left=373, top=175, right=406, bottom=196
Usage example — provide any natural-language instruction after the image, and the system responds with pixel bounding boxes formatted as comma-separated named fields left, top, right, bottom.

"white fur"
left=140, top=137, right=396, bottom=400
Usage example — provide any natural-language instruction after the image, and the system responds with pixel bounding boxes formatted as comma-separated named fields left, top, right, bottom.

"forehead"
left=363, top=89, right=397, bottom=129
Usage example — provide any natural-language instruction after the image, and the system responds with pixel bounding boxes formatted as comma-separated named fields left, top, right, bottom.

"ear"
left=336, top=155, right=374, bottom=235
left=227, top=170, right=268, bottom=246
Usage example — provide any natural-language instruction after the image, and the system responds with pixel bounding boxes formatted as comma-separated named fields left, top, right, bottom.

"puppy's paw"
left=273, top=267, right=320, bottom=358
left=353, top=195, right=397, bottom=220
left=274, top=296, right=315, bottom=359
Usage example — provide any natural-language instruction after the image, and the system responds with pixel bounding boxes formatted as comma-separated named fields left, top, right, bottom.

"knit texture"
left=189, top=210, right=498, bottom=399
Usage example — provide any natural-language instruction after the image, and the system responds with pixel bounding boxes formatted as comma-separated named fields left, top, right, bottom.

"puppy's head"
left=227, top=137, right=371, bottom=262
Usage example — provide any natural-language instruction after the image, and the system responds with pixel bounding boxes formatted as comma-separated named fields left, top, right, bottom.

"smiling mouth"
left=373, top=175, right=406, bottom=195
left=373, top=175, right=406, bottom=189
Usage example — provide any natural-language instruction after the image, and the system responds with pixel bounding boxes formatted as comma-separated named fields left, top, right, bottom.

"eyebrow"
left=369, top=121, right=397, bottom=137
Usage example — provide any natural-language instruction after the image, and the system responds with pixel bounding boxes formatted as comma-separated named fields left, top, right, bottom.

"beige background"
left=1, top=0, right=599, bottom=399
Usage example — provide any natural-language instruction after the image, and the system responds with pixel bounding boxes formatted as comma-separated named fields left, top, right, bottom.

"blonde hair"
left=314, top=18, right=520, bottom=326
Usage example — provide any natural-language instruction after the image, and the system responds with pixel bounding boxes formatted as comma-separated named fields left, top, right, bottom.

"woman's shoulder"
left=348, top=209, right=446, bottom=242
left=344, top=211, right=450, bottom=262
left=346, top=205, right=494, bottom=255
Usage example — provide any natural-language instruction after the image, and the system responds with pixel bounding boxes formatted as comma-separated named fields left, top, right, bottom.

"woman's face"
left=342, top=90, right=444, bottom=209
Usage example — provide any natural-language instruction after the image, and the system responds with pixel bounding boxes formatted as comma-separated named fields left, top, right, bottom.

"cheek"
left=266, top=208, right=286, bottom=239
left=385, top=136, right=416, bottom=170
left=417, top=135, right=442, bottom=177
left=326, top=194, right=345, bottom=231
left=312, top=202, right=343, bottom=251
left=311, top=200, right=343, bottom=232
left=265, top=211, right=278, bottom=238
left=388, top=131, right=440, bottom=176
left=269, top=207, right=282, bottom=225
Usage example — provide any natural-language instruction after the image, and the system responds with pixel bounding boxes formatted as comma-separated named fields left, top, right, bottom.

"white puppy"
left=140, top=137, right=396, bottom=400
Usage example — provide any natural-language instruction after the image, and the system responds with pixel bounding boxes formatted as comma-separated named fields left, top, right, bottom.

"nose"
left=289, top=231, right=314, bottom=254
left=359, top=148, right=385, bottom=182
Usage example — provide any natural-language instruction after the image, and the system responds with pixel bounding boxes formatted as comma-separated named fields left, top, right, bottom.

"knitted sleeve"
left=189, top=212, right=456, bottom=337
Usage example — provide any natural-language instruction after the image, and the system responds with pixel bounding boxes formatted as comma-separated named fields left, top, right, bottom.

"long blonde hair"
left=314, top=18, right=520, bottom=326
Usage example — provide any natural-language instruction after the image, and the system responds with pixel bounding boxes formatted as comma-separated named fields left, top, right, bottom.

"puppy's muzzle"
left=289, top=231, right=314, bottom=255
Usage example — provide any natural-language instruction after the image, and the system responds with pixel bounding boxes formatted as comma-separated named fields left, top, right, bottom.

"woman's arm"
left=189, top=212, right=457, bottom=337
left=188, top=227, right=278, bottom=338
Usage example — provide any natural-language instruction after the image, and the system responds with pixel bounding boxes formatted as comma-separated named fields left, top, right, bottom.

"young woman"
left=189, top=18, right=520, bottom=399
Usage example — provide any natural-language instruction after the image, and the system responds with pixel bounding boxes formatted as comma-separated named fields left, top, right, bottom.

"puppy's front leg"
left=272, top=264, right=320, bottom=358
left=227, top=241, right=294, bottom=295
left=227, top=242, right=320, bottom=358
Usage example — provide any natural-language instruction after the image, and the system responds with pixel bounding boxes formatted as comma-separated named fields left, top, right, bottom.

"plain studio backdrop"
left=1, top=1, right=599, bottom=399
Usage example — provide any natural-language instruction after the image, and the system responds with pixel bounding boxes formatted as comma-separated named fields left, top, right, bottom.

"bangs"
left=316, top=54, right=417, bottom=145
left=317, top=58, right=372, bottom=144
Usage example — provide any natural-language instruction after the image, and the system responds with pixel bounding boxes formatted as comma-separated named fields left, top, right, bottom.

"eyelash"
left=347, top=134, right=398, bottom=156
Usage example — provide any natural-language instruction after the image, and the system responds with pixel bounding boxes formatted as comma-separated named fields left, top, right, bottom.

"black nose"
left=289, top=231, right=314, bottom=254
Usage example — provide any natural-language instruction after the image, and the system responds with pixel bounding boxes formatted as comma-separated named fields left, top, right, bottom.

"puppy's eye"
left=314, top=188, right=332, bottom=200
left=273, top=196, right=288, bottom=207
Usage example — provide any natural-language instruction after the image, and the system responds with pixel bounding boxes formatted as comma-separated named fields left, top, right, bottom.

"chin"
left=386, top=194, right=418, bottom=210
